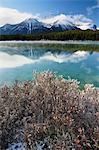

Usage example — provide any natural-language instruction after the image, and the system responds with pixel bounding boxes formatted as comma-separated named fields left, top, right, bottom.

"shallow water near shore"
left=0, top=42, right=99, bottom=87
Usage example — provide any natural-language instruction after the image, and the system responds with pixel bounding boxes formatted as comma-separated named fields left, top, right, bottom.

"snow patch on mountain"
left=0, top=14, right=95, bottom=34
left=42, top=14, right=94, bottom=30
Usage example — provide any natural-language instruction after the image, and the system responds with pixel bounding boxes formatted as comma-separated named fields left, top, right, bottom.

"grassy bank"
left=0, top=72, right=99, bottom=149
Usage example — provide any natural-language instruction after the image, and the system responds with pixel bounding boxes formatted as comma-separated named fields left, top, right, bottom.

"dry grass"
left=0, top=72, right=99, bottom=149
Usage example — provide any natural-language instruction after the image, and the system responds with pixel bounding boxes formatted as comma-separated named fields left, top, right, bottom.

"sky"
left=0, top=0, right=99, bottom=27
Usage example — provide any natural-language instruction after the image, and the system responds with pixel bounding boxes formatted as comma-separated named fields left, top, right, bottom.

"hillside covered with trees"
left=0, top=30, right=99, bottom=41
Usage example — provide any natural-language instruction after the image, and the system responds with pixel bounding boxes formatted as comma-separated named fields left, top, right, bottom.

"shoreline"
left=0, top=40, right=99, bottom=45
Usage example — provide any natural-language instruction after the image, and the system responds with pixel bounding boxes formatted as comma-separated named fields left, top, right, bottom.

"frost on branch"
left=0, top=72, right=99, bottom=149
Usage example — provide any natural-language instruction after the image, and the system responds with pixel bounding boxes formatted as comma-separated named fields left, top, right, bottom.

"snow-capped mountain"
left=0, top=14, right=96, bottom=35
left=0, top=18, right=50, bottom=35
left=0, top=17, right=80, bottom=35
left=42, top=14, right=94, bottom=30
left=0, top=13, right=96, bottom=35
left=51, top=20, right=78, bottom=31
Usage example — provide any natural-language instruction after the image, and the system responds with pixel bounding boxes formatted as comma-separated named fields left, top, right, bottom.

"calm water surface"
left=0, top=42, right=99, bottom=87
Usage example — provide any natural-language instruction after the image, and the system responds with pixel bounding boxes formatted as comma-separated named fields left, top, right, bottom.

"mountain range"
left=0, top=17, right=96, bottom=35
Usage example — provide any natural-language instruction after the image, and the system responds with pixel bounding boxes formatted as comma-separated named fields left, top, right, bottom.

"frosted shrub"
left=0, top=72, right=99, bottom=149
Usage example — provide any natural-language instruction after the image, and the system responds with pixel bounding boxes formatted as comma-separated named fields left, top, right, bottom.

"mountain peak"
left=42, top=14, right=94, bottom=30
left=0, top=15, right=94, bottom=35
left=27, top=18, right=37, bottom=21
left=23, top=18, right=40, bottom=25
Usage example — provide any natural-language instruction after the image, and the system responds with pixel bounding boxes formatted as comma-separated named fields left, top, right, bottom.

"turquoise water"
left=0, top=42, right=99, bottom=87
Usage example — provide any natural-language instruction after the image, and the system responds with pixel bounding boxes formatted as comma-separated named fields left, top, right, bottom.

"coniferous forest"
left=0, top=30, right=99, bottom=41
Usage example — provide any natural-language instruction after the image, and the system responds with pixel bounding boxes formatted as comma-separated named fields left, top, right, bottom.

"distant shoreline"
left=0, top=40, right=99, bottom=45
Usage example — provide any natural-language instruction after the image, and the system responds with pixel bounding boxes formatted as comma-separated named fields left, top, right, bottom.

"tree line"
left=0, top=30, right=99, bottom=41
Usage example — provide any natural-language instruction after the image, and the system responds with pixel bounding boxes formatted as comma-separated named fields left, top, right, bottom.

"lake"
left=0, top=41, right=99, bottom=87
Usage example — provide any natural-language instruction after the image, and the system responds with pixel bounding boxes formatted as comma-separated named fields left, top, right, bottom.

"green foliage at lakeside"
left=0, top=30, right=99, bottom=41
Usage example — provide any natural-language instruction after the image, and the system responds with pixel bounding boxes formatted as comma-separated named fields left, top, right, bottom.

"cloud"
left=0, top=52, right=33, bottom=68
left=0, top=51, right=89, bottom=69
left=80, top=63, right=92, bottom=74
left=96, top=66, right=99, bottom=70
left=0, top=7, right=39, bottom=27
left=42, top=14, right=93, bottom=30
left=87, top=0, right=99, bottom=15
left=87, top=5, right=99, bottom=15
left=40, top=51, right=89, bottom=63
left=97, top=0, right=99, bottom=4
left=0, top=7, right=93, bottom=30
left=97, top=57, right=99, bottom=62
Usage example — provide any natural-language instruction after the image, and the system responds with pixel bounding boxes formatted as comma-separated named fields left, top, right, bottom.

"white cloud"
left=97, top=0, right=99, bottom=4
left=42, top=14, right=93, bottom=30
left=87, top=0, right=99, bottom=15
left=0, top=51, right=89, bottom=69
left=96, top=66, right=99, bottom=70
left=0, top=7, right=39, bottom=27
left=80, top=63, right=92, bottom=74
left=0, top=7, right=93, bottom=30
left=87, top=5, right=99, bottom=15
left=40, top=51, right=89, bottom=63
left=0, top=52, right=33, bottom=68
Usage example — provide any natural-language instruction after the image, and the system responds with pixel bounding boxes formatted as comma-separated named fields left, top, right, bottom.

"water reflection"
left=0, top=44, right=99, bottom=87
